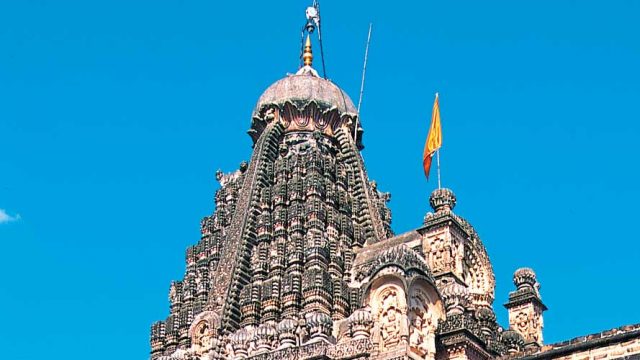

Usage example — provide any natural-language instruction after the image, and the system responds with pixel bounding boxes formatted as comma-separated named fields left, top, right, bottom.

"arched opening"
left=362, top=269, right=408, bottom=352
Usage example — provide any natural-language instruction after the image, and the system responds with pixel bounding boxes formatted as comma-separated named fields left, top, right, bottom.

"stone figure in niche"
left=409, top=310, right=428, bottom=355
left=432, top=238, right=449, bottom=271
left=194, top=321, right=213, bottom=354
left=381, top=307, right=400, bottom=347
left=409, top=291, right=437, bottom=358
left=379, top=290, right=402, bottom=349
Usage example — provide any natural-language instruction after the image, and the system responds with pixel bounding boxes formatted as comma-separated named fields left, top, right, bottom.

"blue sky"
left=1, top=1, right=639, bottom=359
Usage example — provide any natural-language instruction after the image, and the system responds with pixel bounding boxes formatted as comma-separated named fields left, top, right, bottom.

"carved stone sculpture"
left=408, top=293, right=437, bottom=359
left=348, top=307, right=373, bottom=340
left=277, top=318, right=298, bottom=349
left=228, top=329, right=249, bottom=359
left=379, top=290, right=402, bottom=349
left=441, top=281, right=470, bottom=316
left=192, top=321, right=213, bottom=355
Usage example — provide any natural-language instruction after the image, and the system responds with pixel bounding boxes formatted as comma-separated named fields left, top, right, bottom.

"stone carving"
left=514, top=267, right=541, bottom=297
left=441, top=282, right=470, bottom=316
left=475, top=306, right=497, bottom=338
left=295, top=318, right=309, bottom=346
left=186, top=312, right=220, bottom=356
left=251, top=74, right=359, bottom=141
left=514, top=311, right=529, bottom=335
left=531, top=313, right=542, bottom=342
left=429, top=188, right=457, bottom=213
left=348, top=307, right=373, bottom=340
left=508, top=304, right=544, bottom=346
left=502, top=329, right=525, bottom=354
left=305, top=312, right=333, bottom=342
left=228, top=329, right=249, bottom=359
left=408, top=289, right=437, bottom=359
left=328, top=338, right=373, bottom=358
left=253, top=323, right=277, bottom=354
left=409, top=312, right=435, bottom=358
left=224, top=340, right=235, bottom=359
left=379, top=289, right=403, bottom=349
left=432, top=237, right=447, bottom=271
left=334, top=319, right=351, bottom=344
left=277, top=318, right=298, bottom=349
left=354, top=244, right=434, bottom=283
left=192, top=321, right=213, bottom=354
left=506, top=268, right=546, bottom=347
left=423, top=188, right=497, bottom=309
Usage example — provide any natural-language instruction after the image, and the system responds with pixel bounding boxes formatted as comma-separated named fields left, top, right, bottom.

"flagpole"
left=436, top=149, right=441, bottom=189
left=435, top=92, right=441, bottom=189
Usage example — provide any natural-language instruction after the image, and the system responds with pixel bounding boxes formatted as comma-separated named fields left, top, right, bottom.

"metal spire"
left=302, top=35, right=313, bottom=67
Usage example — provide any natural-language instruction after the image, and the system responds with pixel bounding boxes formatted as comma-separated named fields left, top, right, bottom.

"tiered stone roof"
left=151, top=64, right=394, bottom=359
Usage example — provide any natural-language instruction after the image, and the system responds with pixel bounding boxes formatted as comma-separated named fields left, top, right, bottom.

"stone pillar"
left=505, top=268, right=547, bottom=348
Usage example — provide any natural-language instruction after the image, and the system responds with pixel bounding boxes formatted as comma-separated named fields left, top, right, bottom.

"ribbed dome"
left=253, top=73, right=357, bottom=118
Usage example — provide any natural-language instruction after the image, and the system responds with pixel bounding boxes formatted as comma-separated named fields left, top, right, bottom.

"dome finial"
left=429, top=188, right=456, bottom=213
left=303, top=35, right=313, bottom=67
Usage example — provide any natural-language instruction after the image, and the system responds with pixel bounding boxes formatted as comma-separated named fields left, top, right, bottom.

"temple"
left=149, top=10, right=640, bottom=360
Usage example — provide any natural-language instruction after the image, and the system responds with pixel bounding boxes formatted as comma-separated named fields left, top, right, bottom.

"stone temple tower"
left=151, top=35, right=397, bottom=359
left=149, top=8, right=640, bottom=360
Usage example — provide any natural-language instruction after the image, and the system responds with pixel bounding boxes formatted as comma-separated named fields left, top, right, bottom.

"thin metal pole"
left=355, top=23, right=373, bottom=145
left=436, top=149, right=442, bottom=189
left=315, top=1, right=327, bottom=78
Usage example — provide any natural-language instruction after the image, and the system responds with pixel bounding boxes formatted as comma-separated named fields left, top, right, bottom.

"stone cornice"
left=437, top=313, right=502, bottom=357
left=420, top=211, right=468, bottom=237
left=352, top=244, right=435, bottom=284
left=504, top=289, right=547, bottom=311
left=250, top=100, right=361, bottom=149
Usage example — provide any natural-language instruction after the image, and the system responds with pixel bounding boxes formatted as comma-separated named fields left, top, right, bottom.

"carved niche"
left=363, top=264, right=446, bottom=356
left=193, top=321, right=214, bottom=353
left=379, top=288, right=404, bottom=349
left=188, top=311, right=220, bottom=356
left=509, top=305, right=544, bottom=344
left=431, top=237, right=449, bottom=272
left=366, top=278, right=409, bottom=352
left=407, top=281, right=444, bottom=360
left=424, top=232, right=462, bottom=276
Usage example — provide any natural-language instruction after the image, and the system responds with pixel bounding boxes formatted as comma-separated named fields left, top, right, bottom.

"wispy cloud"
left=0, top=209, right=21, bottom=224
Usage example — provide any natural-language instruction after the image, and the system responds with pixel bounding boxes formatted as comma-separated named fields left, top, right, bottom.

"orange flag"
left=423, top=94, right=442, bottom=180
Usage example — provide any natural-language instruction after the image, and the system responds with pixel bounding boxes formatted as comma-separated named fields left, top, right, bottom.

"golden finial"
left=302, top=35, right=313, bottom=67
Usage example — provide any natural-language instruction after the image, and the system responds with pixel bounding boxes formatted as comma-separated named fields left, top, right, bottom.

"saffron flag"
left=423, top=94, right=442, bottom=180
